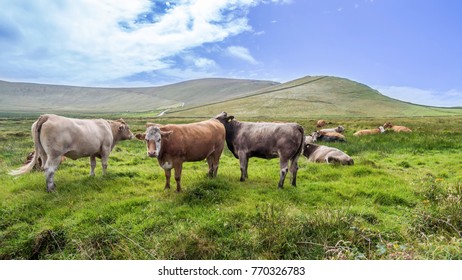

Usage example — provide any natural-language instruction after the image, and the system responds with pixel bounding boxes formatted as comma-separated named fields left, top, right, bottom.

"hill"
left=1, top=76, right=461, bottom=118
left=0, top=78, right=278, bottom=114
left=165, top=76, right=462, bottom=118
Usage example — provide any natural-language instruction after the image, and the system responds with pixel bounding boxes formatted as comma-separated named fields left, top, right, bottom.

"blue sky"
left=0, top=0, right=461, bottom=107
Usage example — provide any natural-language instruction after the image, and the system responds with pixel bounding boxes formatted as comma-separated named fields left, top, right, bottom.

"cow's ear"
left=226, top=116, right=235, bottom=122
left=135, top=133, right=146, bottom=140
left=116, top=118, right=126, bottom=124
left=160, top=130, right=173, bottom=138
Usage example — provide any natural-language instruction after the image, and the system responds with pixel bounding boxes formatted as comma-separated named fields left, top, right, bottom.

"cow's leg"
left=212, top=156, right=219, bottom=177
left=90, top=155, right=96, bottom=176
left=100, top=150, right=110, bottom=176
left=206, top=154, right=219, bottom=178
left=206, top=156, right=214, bottom=177
left=238, top=151, right=249, bottom=182
left=289, top=156, right=300, bottom=187
left=37, top=150, right=48, bottom=170
left=278, top=159, right=289, bottom=189
left=174, top=163, right=183, bottom=192
left=164, top=169, right=171, bottom=189
left=44, top=156, right=61, bottom=192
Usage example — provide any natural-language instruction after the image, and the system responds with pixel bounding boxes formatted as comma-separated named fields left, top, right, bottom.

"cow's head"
left=383, top=122, right=393, bottom=129
left=214, top=112, right=235, bottom=124
left=305, top=131, right=318, bottom=145
left=113, top=118, right=134, bottom=140
left=137, top=125, right=172, bottom=158
left=303, top=143, right=318, bottom=157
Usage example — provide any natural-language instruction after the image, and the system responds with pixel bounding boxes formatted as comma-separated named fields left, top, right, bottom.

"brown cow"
left=316, top=131, right=346, bottom=142
left=23, top=151, right=65, bottom=171
left=215, top=112, right=304, bottom=189
left=353, top=126, right=385, bottom=136
left=383, top=122, right=412, bottom=132
left=303, top=143, right=354, bottom=165
left=136, top=119, right=225, bottom=192
left=10, top=114, right=134, bottom=192
left=316, top=119, right=327, bottom=128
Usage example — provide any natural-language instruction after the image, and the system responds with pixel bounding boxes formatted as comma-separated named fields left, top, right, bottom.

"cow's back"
left=307, top=145, right=351, bottom=164
left=308, top=145, right=331, bottom=162
left=40, top=114, right=112, bottom=159
left=234, top=122, right=303, bottom=158
left=161, top=119, right=225, bottom=161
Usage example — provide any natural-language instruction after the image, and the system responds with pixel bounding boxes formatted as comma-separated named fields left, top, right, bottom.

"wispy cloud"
left=226, top=46, right=258, bottom=65
left=377, top=86, right=462, bottom=107
left=0, top=0, right=288, bottom=86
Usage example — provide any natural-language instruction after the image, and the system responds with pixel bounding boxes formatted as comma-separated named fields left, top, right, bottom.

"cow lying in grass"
left=383, top=122, right=412, bottom=132
left=306, top=131, right=346, bottom=143
left=23, top=151, right=65, bottom=171
left=316, top=131, right=346, bottom=142
left=353, top=126, right=385, bottom=136
left=319, top=125, right=345, bottom=134
left=316, top=119, right=327, bottom=128
left=303, top=143, right=354, bottom=165
left=305, top=134, right=317, bottom=144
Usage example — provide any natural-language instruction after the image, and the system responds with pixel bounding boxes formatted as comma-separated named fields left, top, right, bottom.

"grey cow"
left=215, top=112, right=304, bottom=188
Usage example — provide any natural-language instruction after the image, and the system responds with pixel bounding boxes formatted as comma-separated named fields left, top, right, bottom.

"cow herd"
left=9, top=114, right=412, bottom=192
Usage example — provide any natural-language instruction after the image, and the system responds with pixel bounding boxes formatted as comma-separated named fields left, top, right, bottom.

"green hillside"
left=0, top=78, right=277, bottom=114
left=1, top=76, right=461, bottom=118
left=166, top=76, right=462, bottom=118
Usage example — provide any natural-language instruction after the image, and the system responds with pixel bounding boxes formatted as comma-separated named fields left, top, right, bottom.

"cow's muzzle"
left=147, top=151, right=157, bottom=158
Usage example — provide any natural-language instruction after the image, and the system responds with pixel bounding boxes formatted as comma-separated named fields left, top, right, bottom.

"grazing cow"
left=303, top=143, right=354, bottom=165
left=320, top=125, right=345, bottom=134
left=9, top=114, right=134, bottom=192
left=383, top=122, right=412, bottom=132
left=215, top=112, right=304, bottom=189
left=136, top=119, right=225, bottom=192
left=316, top=131, right=346, bottom=142
left=353, top=126, right=385, bottom=136
left=316, top=119, right=327, bottom=128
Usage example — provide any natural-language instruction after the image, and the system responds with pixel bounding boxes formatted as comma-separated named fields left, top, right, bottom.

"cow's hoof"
left=46, top=184, right=57, bottom=193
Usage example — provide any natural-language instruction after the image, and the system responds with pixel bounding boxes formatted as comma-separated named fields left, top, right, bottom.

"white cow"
left=303, top=143, right=354, bottom=165
left=10, top=114, right=134, bottom=192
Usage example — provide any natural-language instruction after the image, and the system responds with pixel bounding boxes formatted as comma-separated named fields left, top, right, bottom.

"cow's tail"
left=293, top=124, right=305, bottom=161
left=9, top=115, right=48, bottom=176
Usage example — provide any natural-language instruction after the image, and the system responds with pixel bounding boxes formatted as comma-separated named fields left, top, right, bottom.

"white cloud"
left=376, top=86, right=462, bottom=108
left=226, top=46, right=258, bottom=65
left=0, top=0, right=289, bottom=86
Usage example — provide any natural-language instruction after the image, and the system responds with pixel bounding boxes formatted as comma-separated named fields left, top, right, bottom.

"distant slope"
left=0, top=78, right=278, bottom=114
left=1, top=76, right=461, bottom=118
left=165, top=76, right=462, bottom=118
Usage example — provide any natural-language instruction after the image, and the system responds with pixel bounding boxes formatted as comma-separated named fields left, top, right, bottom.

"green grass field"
left=1, top=115, right=462, bottom=259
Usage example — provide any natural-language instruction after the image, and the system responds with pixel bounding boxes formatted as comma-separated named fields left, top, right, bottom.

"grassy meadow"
left=1, top=115, right=462, bottom=259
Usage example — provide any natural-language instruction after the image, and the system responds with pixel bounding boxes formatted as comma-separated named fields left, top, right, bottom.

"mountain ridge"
left=1, top=76, right=461, bottom=117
